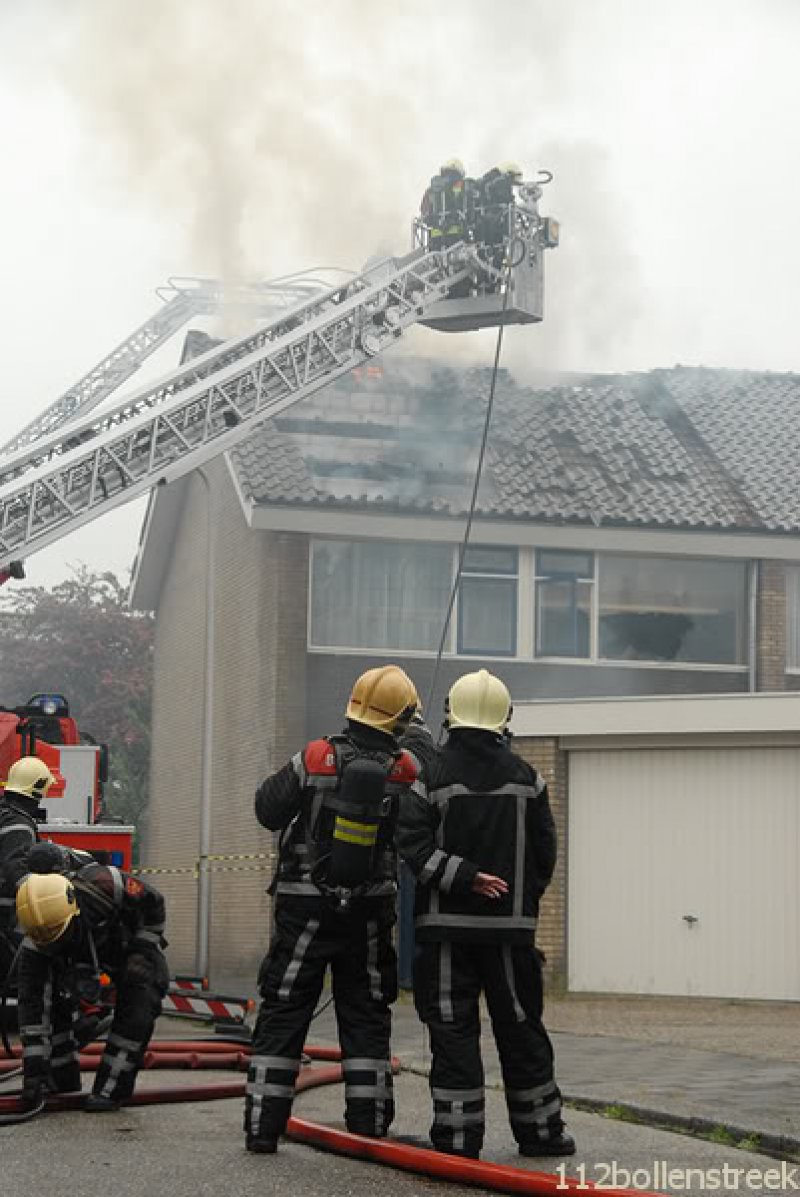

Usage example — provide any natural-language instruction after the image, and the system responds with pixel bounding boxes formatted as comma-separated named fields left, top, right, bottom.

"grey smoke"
left=50, top=0, right=643, bottom=376
left=46, top=0, right=800, bottom=378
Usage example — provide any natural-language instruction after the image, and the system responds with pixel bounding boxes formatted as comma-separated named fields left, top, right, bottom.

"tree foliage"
left=0, top=568, right=154, bottom=838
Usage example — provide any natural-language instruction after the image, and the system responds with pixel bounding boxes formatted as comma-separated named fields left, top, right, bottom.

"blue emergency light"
left=27, top=693, right=70, bottom=717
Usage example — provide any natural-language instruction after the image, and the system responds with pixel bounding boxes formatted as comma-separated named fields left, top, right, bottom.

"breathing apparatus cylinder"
left=326, top=757, right=390, bottom=888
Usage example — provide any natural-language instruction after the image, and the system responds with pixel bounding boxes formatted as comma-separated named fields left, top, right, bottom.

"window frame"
left=307, top=537, right=456, bottom=655
left=307, top=538, right=523, bottom=660
left=307, top=538, right=751, bottom=672
left=596, top=552, right=750, bottom=668
left=534, top=549, right=596, bottom=661
left=456, top=546, right=519, bottom=657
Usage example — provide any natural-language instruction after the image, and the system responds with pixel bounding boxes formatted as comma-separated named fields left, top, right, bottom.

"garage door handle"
left=682, top=914, right=699, bottom=927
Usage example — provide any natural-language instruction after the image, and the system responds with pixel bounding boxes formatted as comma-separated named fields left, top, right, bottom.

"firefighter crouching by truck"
left=14, top=851, right=169, bottom=1111
left=398, top=669, right=575, bottom=1160
left=245, top=665, right=422, bottom=1154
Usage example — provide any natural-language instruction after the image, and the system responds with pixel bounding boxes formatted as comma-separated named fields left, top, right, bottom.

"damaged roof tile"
left=227, top=359, right=800, bottom=534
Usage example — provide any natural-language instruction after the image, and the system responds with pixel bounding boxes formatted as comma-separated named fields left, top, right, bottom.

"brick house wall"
left=144, top=474, right=207, bottom=978
left=758, top=559, right=790, bottom=692
left=144, top=459, right=307, bottom=983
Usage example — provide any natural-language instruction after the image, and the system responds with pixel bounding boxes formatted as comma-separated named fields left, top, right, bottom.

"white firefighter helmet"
left=499, top=161, right=523, bottom=183
left=3, top=756, right=56, bottom=800
left=441, top=157, right=465, bottom=178
left=445, top=669, right=512, bottom=734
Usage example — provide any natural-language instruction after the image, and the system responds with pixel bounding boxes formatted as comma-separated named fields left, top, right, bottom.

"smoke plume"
left=51, top=0, right=644, bottom=375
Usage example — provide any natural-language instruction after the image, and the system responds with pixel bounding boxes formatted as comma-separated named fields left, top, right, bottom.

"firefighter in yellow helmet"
left=245, top=664, right=422, bottom=1154
left=0, top=756, right=56, bottom=971
left=16, top=870, right=79, bottom=942
left=420, top=157, right=468, bottom=251
left=15, top=861, right=168, bottom=1112
left=398, top=669, right=575, bottom=1160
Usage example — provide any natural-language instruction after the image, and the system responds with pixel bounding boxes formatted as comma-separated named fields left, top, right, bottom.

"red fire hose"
left=0, top=1041, right=654, bottom=1197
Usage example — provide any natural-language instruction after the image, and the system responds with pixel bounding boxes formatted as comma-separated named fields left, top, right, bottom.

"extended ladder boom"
left=0, top=274, right=329, bottom=459
left=0, top=246, right=476, bottom=566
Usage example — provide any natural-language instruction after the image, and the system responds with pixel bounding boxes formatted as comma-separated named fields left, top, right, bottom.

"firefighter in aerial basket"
left=421, top=158, right=466, bottom=240
left=398, top=669, right=575, bottom=1160
left=14, top=857, right=169, bottom=1111
left=245, top=664, right=421, bottom=1154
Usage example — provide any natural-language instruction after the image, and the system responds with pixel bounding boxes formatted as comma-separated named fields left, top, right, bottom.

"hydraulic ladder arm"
left=0, top=274, right=331, bottom=458
left=0, top=244, right=479, bottom=568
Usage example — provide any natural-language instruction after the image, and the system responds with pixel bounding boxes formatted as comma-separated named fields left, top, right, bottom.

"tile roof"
left=661, top=367, right=800, bottom=532
left=227, top=358, right=800, bottom=534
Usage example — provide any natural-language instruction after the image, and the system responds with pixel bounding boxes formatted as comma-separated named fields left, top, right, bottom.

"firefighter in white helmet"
left=477, top=161, right=522, bottom=261
left=245, top=665, right=422, bottom=1154
left=15, top=861, right=169, bottom=1111
left=0, top=757, right=56, bottom=960
left=398, top=669, right=575, bottom=1159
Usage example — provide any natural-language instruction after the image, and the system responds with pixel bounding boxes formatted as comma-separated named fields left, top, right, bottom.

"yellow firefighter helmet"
left=16, top=872, right=79, bottom=946
left=346, top=665, right=419, bottom=734
left=445, top=669, right=512, bottom=734
left=499, top=161, right=523, bottom=183
left=441, top=157, right=465, bottom=178
left=3, top=756, right=56, bottom=800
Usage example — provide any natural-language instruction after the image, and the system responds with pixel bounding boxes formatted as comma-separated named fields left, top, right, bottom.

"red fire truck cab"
left=0, top=693, right=134, bottom=869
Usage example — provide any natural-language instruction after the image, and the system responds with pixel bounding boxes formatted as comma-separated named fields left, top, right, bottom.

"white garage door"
left=568, top=746, right=800, bottom=1000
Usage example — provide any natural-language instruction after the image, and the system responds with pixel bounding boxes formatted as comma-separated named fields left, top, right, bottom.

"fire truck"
left=0, top=693, right=134, bottom=869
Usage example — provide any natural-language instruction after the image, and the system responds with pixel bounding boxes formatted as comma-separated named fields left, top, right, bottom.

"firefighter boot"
left=246, top=1135, right=279, bottom=1154
left=85, top=1094, right=122, bottom=1112
left=519, top=1131, right=576, bottom=1157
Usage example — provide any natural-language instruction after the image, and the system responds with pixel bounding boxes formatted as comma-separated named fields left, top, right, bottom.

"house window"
left=457, top=547, right=518, bottom=656
left=786, top=567, right=800, bottom=670
left=598, top=555, right=748, bottom=664
left=310, top=540, right=453, bottom=651
left=535, top=550, right=594, bottom=658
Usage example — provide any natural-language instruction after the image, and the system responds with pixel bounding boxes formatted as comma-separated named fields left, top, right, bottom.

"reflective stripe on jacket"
left=398, top=730, right=556, bottom=943
left=256, top=732, right=422, bottom=903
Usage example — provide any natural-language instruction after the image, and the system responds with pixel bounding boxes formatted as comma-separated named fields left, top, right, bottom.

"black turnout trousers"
left=245, top=899, right=397, bottom=1142
left=414, top=940, right=565, bottom=1157
left=18, top=946, right=168, bottom=1102
left=92, top=965, right=168, bottom=1102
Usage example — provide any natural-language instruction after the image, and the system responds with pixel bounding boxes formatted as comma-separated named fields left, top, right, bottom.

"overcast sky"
left=2, top=0, right=799, bottom=589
